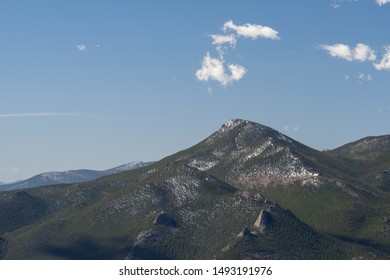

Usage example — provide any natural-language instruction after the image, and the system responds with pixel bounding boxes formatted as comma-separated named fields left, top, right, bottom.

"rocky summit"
left=1, top=119, right=390, bottom=260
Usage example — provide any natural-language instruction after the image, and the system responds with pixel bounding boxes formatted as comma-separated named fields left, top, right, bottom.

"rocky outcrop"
left=237, top=227, right=255, bottom=238
left=153, top=213, right=178, bottom=228
left=254, top=209, right=271, bottom=233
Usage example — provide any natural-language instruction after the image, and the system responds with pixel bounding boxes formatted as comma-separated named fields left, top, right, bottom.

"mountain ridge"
left=0, top=161, right=153, bottom=191
left=1, top=119, right=389, bottom=260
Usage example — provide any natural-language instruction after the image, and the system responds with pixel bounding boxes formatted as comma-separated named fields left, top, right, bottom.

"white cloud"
left=344, top=72, right=373, bottom=83
left=76, top=44, right=87, bottom=51
left=320, top=44, right=353, bottom=60
left=320, top=43, right=376, bottom=62
left=210, top=34, right=236, bottom=47
left=376, top=0, right=390, bottom=6
left=331, top=0, right=359, bottom=8
left=223, top=20, right=280, bottom=40
left=196, top=20, right=280, bottom=87
left=358, top=72, right=372, bottom=81
left=195, top=53, right=246, bottom=86
left=357, top=73, right=372, bottom=84
left=0, top=112, right=82, bottom=118
left=211, top=34, right=237, bottom=55
left=373, top=46, right=390, bottom=70
left=354, top=44, right=377, bottom=61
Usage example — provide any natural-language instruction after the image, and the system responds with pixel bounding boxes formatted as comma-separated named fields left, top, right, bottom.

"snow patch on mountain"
left=189, top=159, right=219, bottom=171
left=244, top=140, right=274, bottom=161
left=166, top=176, right=200, bottom=206
left=220, top=119, right=248, bottom=132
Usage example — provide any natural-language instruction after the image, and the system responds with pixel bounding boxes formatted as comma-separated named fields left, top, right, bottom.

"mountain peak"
left=216, top=119, right=293, bottom=147
left=221, top=119, right=249, bottom=130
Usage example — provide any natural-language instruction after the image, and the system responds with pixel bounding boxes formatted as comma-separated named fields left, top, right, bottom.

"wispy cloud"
left=210, top=34, right=237, bottom=55
left=374, top=46, right=390, bottom=70
left=284, top=125, right=299, bottom=133
left=76, top=44, right=87, bottom=51
left=358, top=72, right=373, bottom=81
left=331, top=0, right=359, bottom=8
left=376, top=0, right=390, bottom=6
left=210, top=34, right=236, bottom=47
left=223, top=20, right=280, bottom=40
left=195, top=53, right=246, bottom=86
left=0, top=112, right=83, bottom=118
left=319, top=43, right=376, bottom=62
left=0, top=167, right=20, bottom=173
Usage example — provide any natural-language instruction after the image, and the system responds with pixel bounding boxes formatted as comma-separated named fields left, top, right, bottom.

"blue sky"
left=1, top=0, right=389, bottom=182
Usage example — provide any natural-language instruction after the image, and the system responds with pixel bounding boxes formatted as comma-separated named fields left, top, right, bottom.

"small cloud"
left=344, top=72, right=373, bottom=83
left=223, top=20, right=280, bottom=40
left=331, top=0, right=359, bottom=8
left=358, top=72, right=372, bottom=81
left=195, top=53, right=246, bottom=86
left=284, top=125, right=299, bottom=133
left=373, top=46, right=390, bottom=71
left=76, top=44, right=87, bottom=51
left=0, top=112, right=83, bottom=118
left=376, top=0, right=390, bottom=6
left=319, top=43, right=376, bottom=62
left=210, top=34, right=237, bottom=55
left=210, top=34, right=236, bottom=47
left=372, top=106, right=385, bottom=113
left=354, top=44, right=377, bottom=61
left=207, top=87, right=213, bottom=94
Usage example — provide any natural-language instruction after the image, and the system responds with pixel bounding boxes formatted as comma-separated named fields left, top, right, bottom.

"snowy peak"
left=215, top=119, right=296, bottom=149
left=220, top=119, right=249, bottom=132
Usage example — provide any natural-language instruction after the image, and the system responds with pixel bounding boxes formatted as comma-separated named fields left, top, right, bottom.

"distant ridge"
left=0, top=161, right=153, bottom=191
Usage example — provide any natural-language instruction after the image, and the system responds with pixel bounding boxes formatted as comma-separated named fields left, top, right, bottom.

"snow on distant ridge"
left=0, top=161, right=153, bottom=191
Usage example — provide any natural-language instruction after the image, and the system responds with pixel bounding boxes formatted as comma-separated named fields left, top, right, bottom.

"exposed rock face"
left=254, top=209, right=271, bottom=233
left=133, top=230, right=160, bottom=247
left=237, top=227, right=253, bottom=238
left=153, top=213, right=178, bottom=228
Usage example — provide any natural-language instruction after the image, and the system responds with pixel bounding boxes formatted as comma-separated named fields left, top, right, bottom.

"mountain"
left=0, top=162, right=153, bottom=191
left=326, top=135, right=390, bottom=191
left=1, top=119, right=389, bottom=260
